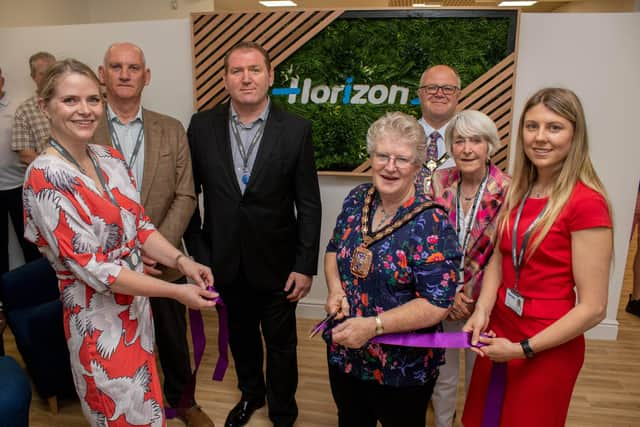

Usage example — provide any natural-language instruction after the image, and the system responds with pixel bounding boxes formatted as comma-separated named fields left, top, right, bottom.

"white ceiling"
left=213, top=0, right=597, bottom=13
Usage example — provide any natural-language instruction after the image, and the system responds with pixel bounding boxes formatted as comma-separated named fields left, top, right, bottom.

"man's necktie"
left=427, top=131, right=440, bottom=162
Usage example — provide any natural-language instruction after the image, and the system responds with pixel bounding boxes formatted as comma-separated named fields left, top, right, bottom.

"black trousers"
left=328, top=364, right=437, bottom=427
left=1, top=186, right=40, bottom=275
left=219, top=274, right=298, bottom=427
left=149, top=277, right=193, bottom=408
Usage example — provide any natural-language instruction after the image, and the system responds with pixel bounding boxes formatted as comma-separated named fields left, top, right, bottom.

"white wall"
left=0, top=20, right=195, bottom=127
left=511, top=12, right=640, bottom=339
left=554, top=0, right=637, bottom=12
left=0, top=0, right=89, bottom=27
left=2, top=13, right=639, bottom=340
left=87, top=0, right=213, bottom=23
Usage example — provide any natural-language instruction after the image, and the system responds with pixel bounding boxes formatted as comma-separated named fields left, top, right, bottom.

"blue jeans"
left=0, top=356, right=31, bottom=427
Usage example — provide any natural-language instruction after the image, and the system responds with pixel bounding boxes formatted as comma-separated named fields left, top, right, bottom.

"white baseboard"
left=296, top=299, right=326, bottom=319
left=297, top=301, right=621, bottom=341
left=585, top=318, right=619, bottom=341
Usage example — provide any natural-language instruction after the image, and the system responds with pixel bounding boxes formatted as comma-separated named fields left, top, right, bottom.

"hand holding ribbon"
left=176, top=256, right=214, bottom=289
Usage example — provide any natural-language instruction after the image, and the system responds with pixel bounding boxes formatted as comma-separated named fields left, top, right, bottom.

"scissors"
left=308, top=312, right=338, bottom=338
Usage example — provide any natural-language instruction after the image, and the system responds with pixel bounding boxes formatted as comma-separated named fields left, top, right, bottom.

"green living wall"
left=270, top=13, right=513, bottom=171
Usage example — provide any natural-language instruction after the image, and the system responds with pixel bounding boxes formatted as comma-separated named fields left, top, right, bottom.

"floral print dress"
left=324, top=183, right=461, bottom=387
left=23, top=144, right=164, bottom=427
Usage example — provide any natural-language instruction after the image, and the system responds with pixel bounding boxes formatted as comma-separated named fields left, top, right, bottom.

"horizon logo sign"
left=272, top=76, right=420, bottom=106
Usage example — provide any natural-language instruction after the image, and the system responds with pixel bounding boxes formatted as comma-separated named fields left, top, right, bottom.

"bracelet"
left=520, top=339, right=535, bottom=359
left=374, top=315, right=384, bottom=336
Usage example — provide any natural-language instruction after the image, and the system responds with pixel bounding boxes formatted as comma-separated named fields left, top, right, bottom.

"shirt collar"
left=419, top=117, right=450, bottom=136
left=107, top=104, right=143, bottom=125
left=230, top=98, right=270, bottom=127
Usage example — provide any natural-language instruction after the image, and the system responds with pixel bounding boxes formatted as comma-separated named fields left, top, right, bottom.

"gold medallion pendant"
left=350, top=244, right=373, bottom=278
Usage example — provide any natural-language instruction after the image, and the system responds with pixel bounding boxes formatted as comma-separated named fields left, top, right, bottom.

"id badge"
left=505, top=288, right=524, bottom=316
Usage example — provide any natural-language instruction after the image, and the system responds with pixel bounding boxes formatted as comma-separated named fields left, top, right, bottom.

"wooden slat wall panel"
left=191, top=11, right=517, bottom=174
left=191, top=10, right=343, bottom=112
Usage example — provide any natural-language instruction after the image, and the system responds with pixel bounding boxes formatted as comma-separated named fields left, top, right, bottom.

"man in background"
left=92, top=42, right=214, bottom=427
left=1, top=66, right=40, bottom=277
left=11, top=51, right=56, bottom=166
left=417, top=64, right=461, bottom=170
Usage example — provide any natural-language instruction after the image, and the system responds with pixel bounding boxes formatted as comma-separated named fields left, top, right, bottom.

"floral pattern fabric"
left=324, top=183, right=461, bottom=387
left=23, top=144, right=164, bottom=427
left=429, top=163, right=510, bottom=298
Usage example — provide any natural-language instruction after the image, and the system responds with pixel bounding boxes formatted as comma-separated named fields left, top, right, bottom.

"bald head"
left=418, top=64, right=461, bottom=129
left=99, top=42, right=150, bottom=105
left=103, top=42, right=146, bottom=68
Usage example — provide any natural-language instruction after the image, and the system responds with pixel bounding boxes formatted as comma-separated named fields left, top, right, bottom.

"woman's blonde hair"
left=39, top=58, right=100, bottom=103
left=500, top=87, right=611, bottom=255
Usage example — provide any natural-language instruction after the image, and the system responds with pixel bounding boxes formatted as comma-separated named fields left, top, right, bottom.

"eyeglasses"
left=372, top=152, right=415, bottom=169
left=418, top=84, right=459, bottom=96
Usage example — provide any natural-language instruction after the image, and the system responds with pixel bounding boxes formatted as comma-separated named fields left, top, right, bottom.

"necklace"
left=373, top=206, right=395, bottom=231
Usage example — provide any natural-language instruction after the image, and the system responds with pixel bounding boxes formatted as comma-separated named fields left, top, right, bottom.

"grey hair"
left=366, top=112, right=427, bottom=165
left=444, top=110, right=500, bottom=157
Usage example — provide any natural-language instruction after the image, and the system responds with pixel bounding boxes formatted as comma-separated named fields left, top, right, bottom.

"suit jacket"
left=430, top=163, right=510, bottom=299
left=92, top=108, right=196, bottom=282
left=185, top=102, right=322, bottom=291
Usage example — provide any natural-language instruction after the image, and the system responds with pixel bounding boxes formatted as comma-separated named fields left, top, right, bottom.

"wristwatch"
left=520, top=339, right=535, bottom=359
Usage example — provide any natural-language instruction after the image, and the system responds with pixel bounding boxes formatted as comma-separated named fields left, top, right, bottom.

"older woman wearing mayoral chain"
left=461, top=88, right=613, bottom=427
left=428, top=110, right=510, bottom=427
left=322, top=111, right=461, bottom=427
left=22, top=59, right=217, bottom=427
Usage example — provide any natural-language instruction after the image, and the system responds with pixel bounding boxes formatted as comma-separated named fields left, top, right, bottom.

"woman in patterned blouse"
left=429, top=110, right=510, bottom=427
left=322, top=111, right=461, bottom=427
left=23, top=59, right=217, bottom=426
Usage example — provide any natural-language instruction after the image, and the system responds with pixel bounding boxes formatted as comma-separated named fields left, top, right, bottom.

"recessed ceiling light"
left=259, top=1, right=297, bottom=7
left=498, top=1, right=538, bottom=6
left=413, top=3, right=442, bottom=7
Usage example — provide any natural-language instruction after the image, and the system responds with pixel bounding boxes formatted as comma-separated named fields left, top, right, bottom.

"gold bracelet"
left=374, top=315, right=384, bottom=336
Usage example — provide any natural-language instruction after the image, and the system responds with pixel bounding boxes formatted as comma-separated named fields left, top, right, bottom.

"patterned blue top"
left=323, top=183, right=461, bottom=387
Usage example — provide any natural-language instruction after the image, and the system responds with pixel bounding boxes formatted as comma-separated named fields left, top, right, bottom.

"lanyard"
left=49, top=138, right=119, bottom=206
left=107, top=110, right=144, bottom=171
left=455, top=172, right=488, bottom=284
left=511, top=188, right=548, bottom=289
left=48, top=138, right=141, bottom=270
left=230, top=117, right=266, bottom=185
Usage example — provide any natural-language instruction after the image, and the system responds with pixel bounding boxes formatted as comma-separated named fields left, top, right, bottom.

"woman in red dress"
left=462, top=88, right=613, bottom=427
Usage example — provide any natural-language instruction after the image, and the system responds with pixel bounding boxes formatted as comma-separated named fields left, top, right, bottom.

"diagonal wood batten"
left=191, top=10, right=343, bottom=112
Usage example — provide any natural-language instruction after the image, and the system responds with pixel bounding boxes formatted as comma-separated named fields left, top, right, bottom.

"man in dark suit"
left=92, top=42, right=214, bottom=427
left=185, top=41, right=322, bottom=427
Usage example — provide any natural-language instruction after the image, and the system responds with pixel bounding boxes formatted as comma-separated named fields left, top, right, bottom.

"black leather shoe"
left=626, top=294, right=640, bottom=318
left=224, top=398, right=266, bottom=427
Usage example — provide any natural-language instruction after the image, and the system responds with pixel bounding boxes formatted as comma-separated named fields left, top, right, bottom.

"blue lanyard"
left=511, top=188, right=548, bottom=289
left=107, top=110, right=144, bottom=171
left=230, top=116, right=266, bottom=185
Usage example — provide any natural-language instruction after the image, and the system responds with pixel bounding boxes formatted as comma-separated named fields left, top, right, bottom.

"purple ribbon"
left=370, top=331, right=504, bottom=427
left=371, top=331, right=483, bottom=348
left=165, top=286, right=229, bottom=419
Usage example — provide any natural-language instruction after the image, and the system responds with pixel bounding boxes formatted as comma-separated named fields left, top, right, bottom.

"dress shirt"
left=229, top=100, right=270, bottom=193
left=107, top=104, right=145, bottom=190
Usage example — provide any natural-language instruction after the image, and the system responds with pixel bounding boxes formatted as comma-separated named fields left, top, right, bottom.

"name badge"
left=505, top=288, right=524, bottom=316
